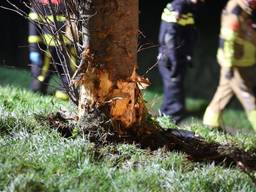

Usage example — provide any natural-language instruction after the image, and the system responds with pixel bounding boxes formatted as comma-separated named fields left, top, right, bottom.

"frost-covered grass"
left=0, top=66, right=256, bottom=191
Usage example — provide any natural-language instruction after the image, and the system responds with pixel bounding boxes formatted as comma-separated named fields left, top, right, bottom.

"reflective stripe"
left=70, top=47, right=77, bottom=70
left=178, top=16, right=195, bottom=26
left=29, top=12, right=65, bottom=22
left=55, top=90, right=69, bottom=100
left=220, top=28, right=237, bottom=40
left=161, top=8, right=195, bottom=26
left=161, top=8, right=179, bottom=23
left=218, top=27, right=256, bottom=67
left=43, top=34, right=56, bottom=46
left=37, top=75, right=45, bottom=82
left=203, top=107, right=221, bottom=127
left=218, top=28, right=237, bottom=67
left=47, top=15, right=66, bottom=22
left=37, top=51, right=51, bottom=82
left=247, top=110, right=256, bottom=131
left=217, top=48, right=233, bottom=67
left=29, top=12, right=39, bottom=21
left=43, top=34, right=71, bottom=46
left=28, top=36, right=41, bottom=43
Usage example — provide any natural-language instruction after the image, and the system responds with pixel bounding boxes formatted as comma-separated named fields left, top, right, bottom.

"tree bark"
left=78, top=0, right=151, bottom=134
left=47, top=0, right=256, bottom=172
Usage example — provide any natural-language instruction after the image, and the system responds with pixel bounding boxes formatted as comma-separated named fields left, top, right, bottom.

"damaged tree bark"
left=15, top=0, right=256, bottom=172
left=69, top=0, right=256, bottom=171
left=76, top=0, right=153, bottom=135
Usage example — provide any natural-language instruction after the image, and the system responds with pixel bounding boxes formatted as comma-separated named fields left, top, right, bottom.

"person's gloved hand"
left=224, top=67, right=234, bottom=80
left=29, top=52, right=42, bottom=66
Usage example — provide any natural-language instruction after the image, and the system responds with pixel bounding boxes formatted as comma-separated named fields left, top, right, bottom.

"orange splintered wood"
left=111, top=81, right=137, bottom=127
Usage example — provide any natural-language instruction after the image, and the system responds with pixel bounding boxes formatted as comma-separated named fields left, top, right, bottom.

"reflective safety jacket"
left=217, top=0, right=256, bottom=67
left=28, top=0, right=68, bottom=48
left=159, top=0, right=197, bottom=59
left=161, top=0, right=195, bottom=26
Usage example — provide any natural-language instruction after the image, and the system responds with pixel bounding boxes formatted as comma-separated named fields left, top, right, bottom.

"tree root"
left=45, top=112, right=256, bottom=172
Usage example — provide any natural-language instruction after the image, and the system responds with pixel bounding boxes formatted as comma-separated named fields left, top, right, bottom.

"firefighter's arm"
left=218, top=15, right=239, bottom=68
left=159, top=4, right=179, bottom=47
left=28, top=11, right=42, bottom=66
left=28, top=10, right=41, bottom=46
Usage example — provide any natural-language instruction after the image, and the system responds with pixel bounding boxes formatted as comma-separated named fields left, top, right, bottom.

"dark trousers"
left=30, top=46, right=68, bottom=94
left=158, top=48, right=187, bottom=123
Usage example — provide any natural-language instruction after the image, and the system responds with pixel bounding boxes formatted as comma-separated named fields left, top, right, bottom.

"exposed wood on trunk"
left=77, top=0, right=150, bottom=132
left=26, top=0, right=256, bottom=174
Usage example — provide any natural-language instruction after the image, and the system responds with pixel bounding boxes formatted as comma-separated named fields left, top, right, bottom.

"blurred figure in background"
left=203, top=0, right=256, bottom=131
left=28, top=0, right=71, bottom=100
left=157, top=0, right=203, bottom=124
left=28, top=12, right=48, bottom=95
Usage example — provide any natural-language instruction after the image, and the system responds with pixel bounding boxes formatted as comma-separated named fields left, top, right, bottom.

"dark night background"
left=0, top=0, right=228, bottom=98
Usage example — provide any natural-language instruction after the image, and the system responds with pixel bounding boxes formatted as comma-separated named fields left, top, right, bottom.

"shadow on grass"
left=0, top=65, right=61, bottom=95
left=0, top=66, right=31, bottom=89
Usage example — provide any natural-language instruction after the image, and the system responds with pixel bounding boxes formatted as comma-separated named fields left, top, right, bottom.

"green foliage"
left=0, top=66, right=256, bottom=191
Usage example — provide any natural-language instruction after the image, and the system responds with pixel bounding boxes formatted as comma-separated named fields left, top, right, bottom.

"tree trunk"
left=77, top=0, right=152, bottom=135
left=43, top=0, right=256, bottom=172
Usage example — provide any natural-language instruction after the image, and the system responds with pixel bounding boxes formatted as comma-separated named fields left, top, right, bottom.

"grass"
left=0, top=65, right=256, bottom=191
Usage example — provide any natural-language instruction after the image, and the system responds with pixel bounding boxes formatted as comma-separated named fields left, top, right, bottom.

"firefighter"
left=203, top=0, right=256, bottom=131
left=28, top=0, right=70, bottom=100
left=158, top=0, right=203, bottom=124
